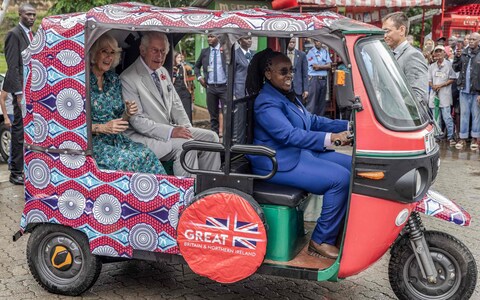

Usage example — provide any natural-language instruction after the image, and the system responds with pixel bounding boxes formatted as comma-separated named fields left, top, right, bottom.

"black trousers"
left=206, top=84, right=227, bottom=134
left=306, top=77, right=327, bottom=116
left=10, top=95, right=23, bottom=176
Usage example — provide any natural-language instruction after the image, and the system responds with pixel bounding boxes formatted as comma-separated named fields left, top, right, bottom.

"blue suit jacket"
left=249, top=82, right=348, bottom=172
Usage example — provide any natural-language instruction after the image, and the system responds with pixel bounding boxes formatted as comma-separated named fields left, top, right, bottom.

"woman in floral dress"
left=90, top=33, right=165, bottom=174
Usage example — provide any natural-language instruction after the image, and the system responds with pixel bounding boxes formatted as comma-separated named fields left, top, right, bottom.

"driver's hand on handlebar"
left=171, top=126, right=193, bottom=139
left=331, top=131, right=352, bottom=146
left=104, top=118, right=129, bottom=134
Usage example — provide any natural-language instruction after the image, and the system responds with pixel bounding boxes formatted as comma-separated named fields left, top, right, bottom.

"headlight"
left=415, top=169, right=422, bottom=196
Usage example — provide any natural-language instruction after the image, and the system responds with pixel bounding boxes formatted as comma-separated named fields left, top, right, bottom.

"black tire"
left=0, top=122, right=10, bottom=162
left=389, top=230, right=477, bottom=300
left=192, top=187, right=265, bottom=224
left=26, top=224, right=102, bottom=296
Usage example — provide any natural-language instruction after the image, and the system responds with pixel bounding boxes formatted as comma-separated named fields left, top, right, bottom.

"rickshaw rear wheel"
left=389, top=230, right=477, bottom=300
left=27, top=224, right=102, bottom=296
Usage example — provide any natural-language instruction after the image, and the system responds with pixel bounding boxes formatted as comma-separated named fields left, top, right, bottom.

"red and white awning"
left=273, top=0, right=442, bottom=8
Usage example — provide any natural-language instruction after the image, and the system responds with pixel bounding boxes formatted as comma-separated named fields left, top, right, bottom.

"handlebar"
left=334, top=134, right=354, bottom=146
left=180, top=140, right=278, bottom=179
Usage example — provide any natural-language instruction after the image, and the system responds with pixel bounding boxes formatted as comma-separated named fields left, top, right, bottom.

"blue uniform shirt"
left=307, top=47, right=332, bottom=76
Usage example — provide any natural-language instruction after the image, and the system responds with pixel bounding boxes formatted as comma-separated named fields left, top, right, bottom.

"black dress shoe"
left=9, top=174, right=24, bottom=185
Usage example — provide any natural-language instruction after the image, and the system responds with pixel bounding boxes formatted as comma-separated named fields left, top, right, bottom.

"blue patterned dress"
left=91, top=71, right=166, bottom=174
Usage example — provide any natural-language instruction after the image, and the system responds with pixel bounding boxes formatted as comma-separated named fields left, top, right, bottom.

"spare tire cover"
left=177, top=191, right=267, bottom=283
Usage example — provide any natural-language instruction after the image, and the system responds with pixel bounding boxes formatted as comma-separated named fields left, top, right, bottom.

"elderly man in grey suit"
left=120, top=32, right=220, bottom=177
left=382, top=12, right=428, bottom=105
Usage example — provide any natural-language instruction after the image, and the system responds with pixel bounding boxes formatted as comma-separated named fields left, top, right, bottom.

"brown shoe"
left=308, top=240, right=339, bottom=259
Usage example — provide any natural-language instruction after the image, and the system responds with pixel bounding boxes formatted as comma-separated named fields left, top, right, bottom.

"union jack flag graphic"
left=193, top=214, right=264, bottom=250
left=232, top=214, right=262, bottom=250
left=205, top=217, right=229, bottom=230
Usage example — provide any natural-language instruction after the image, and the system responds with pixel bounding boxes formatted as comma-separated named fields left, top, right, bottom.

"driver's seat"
left=228, top=95, right=310, bottom=261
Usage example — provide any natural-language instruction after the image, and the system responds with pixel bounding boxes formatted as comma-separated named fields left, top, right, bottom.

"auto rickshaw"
left=13, top=3, right=477, bottom=299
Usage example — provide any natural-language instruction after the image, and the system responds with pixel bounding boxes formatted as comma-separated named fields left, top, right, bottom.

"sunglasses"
left=271, top=67, right=294, bottom=76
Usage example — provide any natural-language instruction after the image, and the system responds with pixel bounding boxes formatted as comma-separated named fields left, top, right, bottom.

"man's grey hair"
left=140, top=32, right=170, bottom=54
left=382, top=12, right=410, bottom=35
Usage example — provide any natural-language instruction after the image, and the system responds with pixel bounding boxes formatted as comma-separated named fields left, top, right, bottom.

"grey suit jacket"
left=120, top=57, right=191, bottom=144
left=234, top=47, right=255, bottom=99
left=4, top=24, right=30, bottom=94
left=394, top=41, right=428, bottom=104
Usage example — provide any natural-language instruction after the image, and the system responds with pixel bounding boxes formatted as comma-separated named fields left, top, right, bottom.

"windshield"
left=356, top=38, right=429, bottom=130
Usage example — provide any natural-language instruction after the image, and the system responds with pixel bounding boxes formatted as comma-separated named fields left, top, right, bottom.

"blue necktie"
left=213, top=48, right=218, bottom=83
left=151, top=72, right=164, bottom=98
left=245, top=51, right=252, bottom=61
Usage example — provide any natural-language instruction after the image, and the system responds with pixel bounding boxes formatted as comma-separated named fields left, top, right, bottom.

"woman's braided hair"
left=246, top=48, right=284, bottom=95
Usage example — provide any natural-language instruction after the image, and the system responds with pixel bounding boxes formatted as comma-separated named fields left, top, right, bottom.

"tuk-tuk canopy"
left=83, top=3, right=383, bottom=65
left=27, top=2, right=383, bottom=152
left=272, top=0, right=442, bottom=9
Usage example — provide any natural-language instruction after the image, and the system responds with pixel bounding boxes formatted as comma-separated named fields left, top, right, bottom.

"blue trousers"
left=459, top=92, right=480, bottom=139
left=254, top=150, right=351, bottom=245
left=430, top=107, right=455, bottom=140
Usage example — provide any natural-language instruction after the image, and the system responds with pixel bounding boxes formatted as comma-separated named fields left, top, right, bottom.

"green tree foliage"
left=51, top=0, right=194, bottom=14
left=0, top=11, right=47, bottom=53
left=405, top=7, right=432, bottom=48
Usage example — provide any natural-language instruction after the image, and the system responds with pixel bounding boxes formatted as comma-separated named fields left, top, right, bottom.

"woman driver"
left=246, top=49, right=352, bottom=259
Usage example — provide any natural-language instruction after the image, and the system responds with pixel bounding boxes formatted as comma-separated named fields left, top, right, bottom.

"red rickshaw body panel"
left=338, top=193, right=416, bottom=277
left=337, top=35, right=433, bottom=277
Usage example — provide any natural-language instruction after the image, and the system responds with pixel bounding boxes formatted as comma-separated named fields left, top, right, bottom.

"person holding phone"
left=90, top=33, right=165, bottom=174
left=452, top=32, right=480, bottom=150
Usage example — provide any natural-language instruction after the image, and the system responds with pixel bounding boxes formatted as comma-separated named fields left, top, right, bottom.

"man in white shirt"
left=428, top=45, right=457, bottom=145
left=3, top=3, right=36, bottom=185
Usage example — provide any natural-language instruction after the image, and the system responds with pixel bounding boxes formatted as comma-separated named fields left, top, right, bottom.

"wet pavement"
left=0, top=141, right=479, bottom=299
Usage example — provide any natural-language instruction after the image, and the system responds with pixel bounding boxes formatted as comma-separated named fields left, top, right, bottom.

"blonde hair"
left=90, top=33, right=122, bottom=69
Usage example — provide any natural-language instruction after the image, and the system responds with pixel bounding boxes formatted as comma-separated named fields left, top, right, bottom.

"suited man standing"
left=382, top=12, right=428, bottom=105
left=234, top=36, right=255, bottom=99
left=120, top=32, right=220, bottom=177
left=3, top=3, right=36, bottom=185
left=286, top=38, right=308, bottom=102
left=194, top=34, right=227, bottom=135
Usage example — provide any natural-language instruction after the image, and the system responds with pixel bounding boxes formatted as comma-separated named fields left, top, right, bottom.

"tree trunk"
left=0, top=0, right=11, bottom=24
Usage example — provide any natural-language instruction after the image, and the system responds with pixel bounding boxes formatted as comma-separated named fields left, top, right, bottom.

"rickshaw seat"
left=253, top=181, right=308, bottom=208
left=231, top=96, right=309, bottom=208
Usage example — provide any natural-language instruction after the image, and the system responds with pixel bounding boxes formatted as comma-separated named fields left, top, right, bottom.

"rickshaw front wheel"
left=388, top=230, right=477, bottom=300
left=27, top=224, right=102, bottom=296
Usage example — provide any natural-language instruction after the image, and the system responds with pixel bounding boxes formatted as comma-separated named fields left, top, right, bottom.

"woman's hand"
left=125, top=100, right=138, bottom=116
left=331, top=131, right=352, bottom=146
left=102, top=118, right=129, bottom=134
